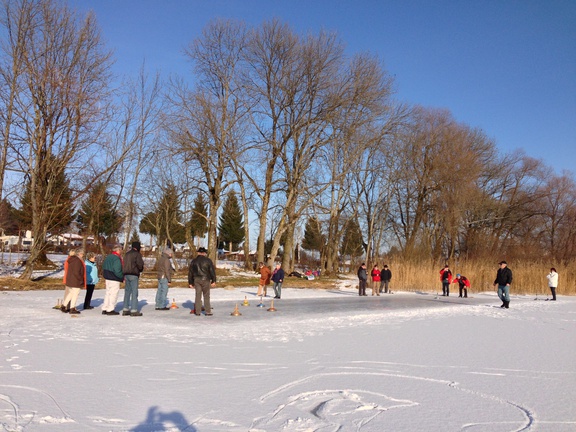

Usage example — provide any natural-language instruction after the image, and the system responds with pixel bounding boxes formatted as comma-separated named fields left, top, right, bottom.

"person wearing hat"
left=122, top=241, right=145, bottom=316
left=188, top=247, right=216, bottom=316
left=379, top=264, right=392, bottom=294
left=451, top=273, right=471, bottom=298
left=494, top=261, right=513, bottom=308
left=155, top=247, right=175, bottom=310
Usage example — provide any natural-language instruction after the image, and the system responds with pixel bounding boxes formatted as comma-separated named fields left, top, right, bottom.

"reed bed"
left=374, top=260, right=575, bottom=296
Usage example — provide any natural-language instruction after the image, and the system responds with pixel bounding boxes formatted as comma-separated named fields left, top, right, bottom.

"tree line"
left=0, top=0, right=574, bottom=280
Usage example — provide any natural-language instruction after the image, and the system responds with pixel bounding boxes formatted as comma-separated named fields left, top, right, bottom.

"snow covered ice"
left=1, top=277, right=575, bottom=431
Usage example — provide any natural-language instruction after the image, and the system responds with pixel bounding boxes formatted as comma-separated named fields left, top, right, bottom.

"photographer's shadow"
left=131, top=406, right=195, bottom=431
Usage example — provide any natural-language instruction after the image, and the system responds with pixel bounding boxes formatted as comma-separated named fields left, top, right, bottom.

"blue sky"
left=70, top=0, right=576, bottom=175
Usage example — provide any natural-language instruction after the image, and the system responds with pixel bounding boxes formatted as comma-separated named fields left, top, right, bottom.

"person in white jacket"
left=546, top=268, right=558, bottom=301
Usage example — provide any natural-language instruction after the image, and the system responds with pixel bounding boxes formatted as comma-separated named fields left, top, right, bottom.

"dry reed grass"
left=378, top=260, right=575, bottom=296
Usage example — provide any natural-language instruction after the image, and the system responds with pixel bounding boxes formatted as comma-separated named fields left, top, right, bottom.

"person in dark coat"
left=61, top=249, right=86, bottom=315
left=357, top=263, right=368, bottom=296
left=494, top=261, right=513, bottom=308
left=271, top=263, right=285, bottom=299
left=188, top=247, right=216, bottom=316
left=380, top=264, right=392, bottom=294
left=122, top=242, right=144, bottom=316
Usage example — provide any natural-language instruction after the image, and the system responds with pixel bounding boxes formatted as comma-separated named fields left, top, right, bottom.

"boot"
left=504, top=301, right=510, bottom=309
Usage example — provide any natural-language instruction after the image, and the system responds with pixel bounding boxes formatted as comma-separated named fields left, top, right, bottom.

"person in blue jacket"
left=272, top=263, right=285, bottom=299
left=83, top=252, right=99, bottom=309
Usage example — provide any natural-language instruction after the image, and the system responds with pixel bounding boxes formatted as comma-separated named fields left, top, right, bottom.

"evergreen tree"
left=129, top=230, right=141, bottom=244
left=340, top=218, right=365, bottom=258
left=189, top=192, right=208, bottom=239
left=302, top=217, right=326, bottom=252
left=77, top=181, right=121, bottom=246
left=218, top=190, right=244, bottom=251
left=18, top=158, right=74, bottom=235
left=0, top=199, right=19, bottom=235
left=140, top=183, right=186, bottom=247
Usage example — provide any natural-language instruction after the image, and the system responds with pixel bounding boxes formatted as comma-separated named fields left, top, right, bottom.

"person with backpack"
left=439, top=265, right=452, bottom=296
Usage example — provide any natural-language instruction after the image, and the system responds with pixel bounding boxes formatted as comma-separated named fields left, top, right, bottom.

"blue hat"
left=456, top=274, right=461, bottom=278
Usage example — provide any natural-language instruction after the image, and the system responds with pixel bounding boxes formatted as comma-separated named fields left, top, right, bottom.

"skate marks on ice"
left=0, top=384, right=74, bottom=430
left=249, top=365, right=561, bottom=432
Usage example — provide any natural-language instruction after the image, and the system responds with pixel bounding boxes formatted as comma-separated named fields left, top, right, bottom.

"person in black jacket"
left=494, top=261, right=513, bottom=308
left=379, top=264, right=392, bottom=294
left=188, top=247, right=216, bottom=316
left=357, top=263, right=368, bottom=296
left=122, top=242, right=145, bottom=316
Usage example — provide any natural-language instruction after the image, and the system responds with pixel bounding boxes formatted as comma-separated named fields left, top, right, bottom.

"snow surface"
left=0, top=257, right=575, bottom=431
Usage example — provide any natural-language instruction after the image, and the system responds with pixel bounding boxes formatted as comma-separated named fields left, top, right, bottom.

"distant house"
left=47, top=233, right=94, bottom=247
left=0, top=230, right=34, bottom=251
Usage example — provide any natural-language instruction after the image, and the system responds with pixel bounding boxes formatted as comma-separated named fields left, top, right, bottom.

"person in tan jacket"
left=257, top=262, right=272, bottom=297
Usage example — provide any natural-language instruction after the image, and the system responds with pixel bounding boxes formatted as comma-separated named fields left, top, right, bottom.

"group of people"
left=353, top=260, right=560, bottom=309
left=442, top=261, right=559, bottom=308
left=257, top=262, right=285, bottom=299
left=357, top=263, right=393, bottom=296
left=60, top=243, right=217, bottom=316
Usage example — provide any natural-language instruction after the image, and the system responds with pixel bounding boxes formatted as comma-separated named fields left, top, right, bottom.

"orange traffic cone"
left=170, top=298, right=179, bottom=309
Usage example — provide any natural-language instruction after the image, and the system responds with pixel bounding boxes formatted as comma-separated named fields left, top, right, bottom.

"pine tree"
left=18, top=159, right=74, bottom=235
left=141, top=183, right=186, bottom=247
left=218, top=190, right=244, bottom=251
left=77, top=181, right=121, bottom=246
left=0, top=199, right=19, bottom=235
left=189, top=192, right=208, bottom=240
left=302, top=217, right=325, bottom=252
left=340, top=218, right=365, bottom=258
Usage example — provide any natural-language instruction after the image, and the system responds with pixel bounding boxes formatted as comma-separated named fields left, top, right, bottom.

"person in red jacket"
left=370, top=265, right=381, bottom=296
left=439, top=265, right=452, bottom=296
left=452, top=274, right=471, bottom=298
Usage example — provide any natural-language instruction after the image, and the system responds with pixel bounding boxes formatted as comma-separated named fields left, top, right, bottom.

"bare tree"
left=167, top=19, right=248, bottom=263
left=2, top=0, right=114, bottom=279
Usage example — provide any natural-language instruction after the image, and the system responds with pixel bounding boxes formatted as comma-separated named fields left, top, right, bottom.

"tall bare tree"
left=1, top=0, right=113, bottom=279
left=167, top=20, right=248, bottom=262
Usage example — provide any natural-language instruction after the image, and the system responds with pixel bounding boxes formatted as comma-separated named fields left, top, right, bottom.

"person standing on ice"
left=61, top=248, right=86, bottom=315
left=102, top=244, right=124, bottom=315
left=439, top=265, right=452, bottom=296
left=357, top=263, right=368, bottom=296
left=83, top=252, right=99, bottom=309
left=494, top=260, right=513, bottom=308
left=155, top=247, right=174, bottom=310
left=188, top=247, right=216, bottom=316
left=380, top=264, right=392, bottom=294
left=122, top=242, right=145, bottom=316
left=370, top=264, right=381, bottom=296
left=271, top=263, right=285, bottom=299
left=257, top=262, right=272, bottom=297
left=546, top=268, right=558, bottom=301
left=451, top=274, right=470, bottom=298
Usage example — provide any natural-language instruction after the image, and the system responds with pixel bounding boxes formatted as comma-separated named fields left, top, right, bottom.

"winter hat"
left=164, top=247, right=173, bottom=256
left=131, top=241, right=141, bottom=251
left=456, top=274, right=461, bottom=278
left=197, top=247, right=207, bottom=253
